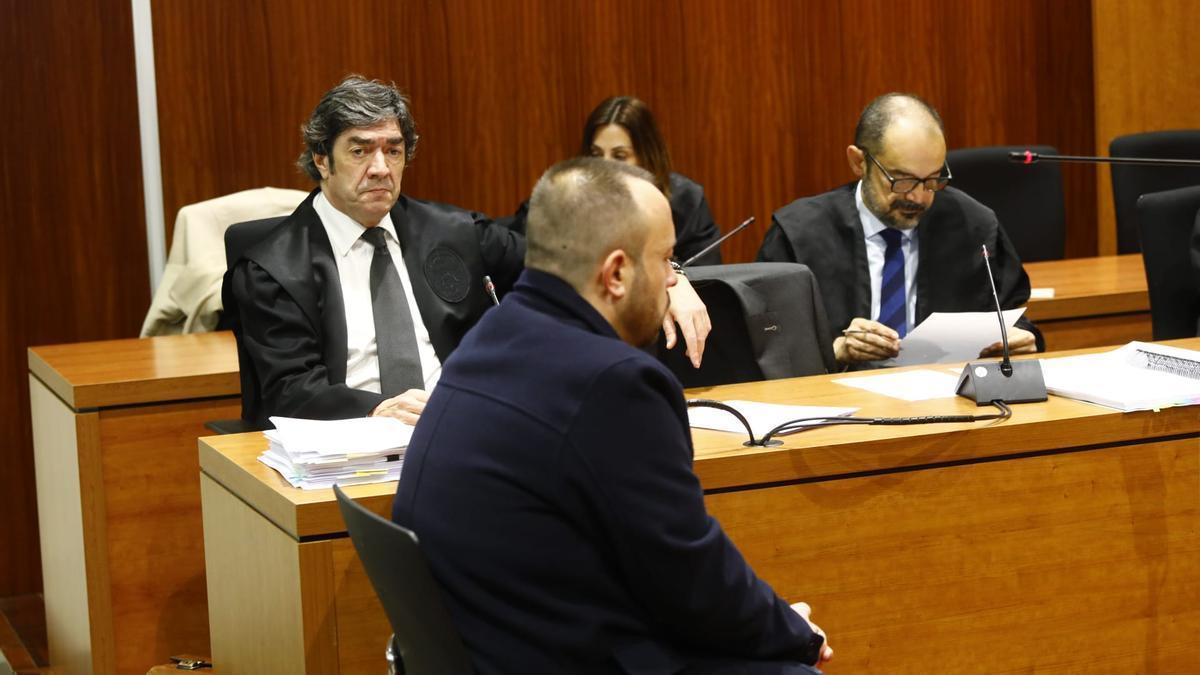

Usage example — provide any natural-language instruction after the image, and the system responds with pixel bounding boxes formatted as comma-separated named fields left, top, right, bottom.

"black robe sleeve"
left=231, top=260, right=384, bottom=423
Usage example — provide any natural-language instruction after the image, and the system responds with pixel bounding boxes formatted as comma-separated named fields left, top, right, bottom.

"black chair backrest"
left=333, top=485, right=476, bottom=675
left=657, top=263, right=835, bottom=387
left=1135, top=185, right=1200, bottom=340
left=1110, top=130, right=1200, bottom=254
left=219, top=216, right=287, bottom=426
left=945, top=145, right=1065, bottom=262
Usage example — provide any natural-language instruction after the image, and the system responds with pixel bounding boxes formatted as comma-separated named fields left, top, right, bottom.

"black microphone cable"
left=687, top=399, right=1012, bottom=447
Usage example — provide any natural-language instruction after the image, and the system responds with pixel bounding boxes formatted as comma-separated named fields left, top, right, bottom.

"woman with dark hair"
left=504, top=96, right=723, bottom=265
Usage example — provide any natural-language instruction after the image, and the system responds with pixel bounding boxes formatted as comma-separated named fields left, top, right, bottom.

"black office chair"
left=1110, top=130, right=1200, bottom=254
left=1135, top=185, right=1200, bottom=340
left=657, top=263, right=836, bottom=388
left=945, top=145, right=1065, bottom=262
left=204, top=216, right=287, bottom=434
left=333, top=485, right=476, bottom=675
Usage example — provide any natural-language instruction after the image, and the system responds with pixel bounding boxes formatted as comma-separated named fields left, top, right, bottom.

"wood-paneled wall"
left=151, top=0, right=1098, bottom=263
left=1092, top=0, right=1200, bottom=254
left=0, top=0, right=148, bottom=595
left=2, top=0, right=1098, bottom=601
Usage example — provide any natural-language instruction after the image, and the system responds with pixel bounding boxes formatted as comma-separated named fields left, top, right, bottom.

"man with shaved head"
left=394, top=157, right=833, bottom=674
left=758, top=93, right=1041, bottom=366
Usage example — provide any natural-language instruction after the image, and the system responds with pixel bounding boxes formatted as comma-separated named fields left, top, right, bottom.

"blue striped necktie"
left=878, top=227, right=908, bottom=338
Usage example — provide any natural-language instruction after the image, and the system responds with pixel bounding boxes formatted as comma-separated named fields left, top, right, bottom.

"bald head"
left=525, top=157, right=661, bottom=289
left=854, top=93, right=945, bottom=157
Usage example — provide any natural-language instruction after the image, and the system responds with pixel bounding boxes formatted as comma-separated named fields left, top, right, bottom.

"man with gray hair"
left=394, top=157, right=832, bottom=674
left=226, top=76, right=710, bottom=428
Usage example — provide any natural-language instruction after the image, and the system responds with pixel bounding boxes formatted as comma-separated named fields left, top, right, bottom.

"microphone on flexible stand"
left=680, top=216, right=755, bottom=268
left=1009, top=150, right=1200, bottom=168
left=955, top=245, right=1047, bottom=405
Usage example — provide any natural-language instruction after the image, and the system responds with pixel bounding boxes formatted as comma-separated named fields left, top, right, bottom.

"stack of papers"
left=1040, top=341, right=1200, bottom=412
left=688, top=400, right=858, bottom=439
left=258, top=416, right=416, bottom=490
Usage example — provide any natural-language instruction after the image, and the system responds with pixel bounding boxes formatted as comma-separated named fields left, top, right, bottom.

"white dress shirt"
left=314, top=193, right=442, bottom=394
left=855, top=181, right=919, bottom=330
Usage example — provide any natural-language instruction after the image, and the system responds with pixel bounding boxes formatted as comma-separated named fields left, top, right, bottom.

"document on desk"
left=883, top=308, right=1026, bottom=367
left=1040, top=341, right=1200, bottom=412
left=257, top=416, right=415, bottom=489
left=688, top=400, right=858, bottom=438
left=833, top=369, right=960, bottom=400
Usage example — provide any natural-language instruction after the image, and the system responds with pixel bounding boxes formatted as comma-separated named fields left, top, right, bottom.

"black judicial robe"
left=226, top=189, right=524, bottom=427
left=756, top=183, right=1042, bottom=351
left=393, top=269, right=823, bottom=674
left=501, top=172, right=724, bottom=266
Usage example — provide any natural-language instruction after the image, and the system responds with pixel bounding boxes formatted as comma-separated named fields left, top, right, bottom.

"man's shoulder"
left=447, top=298, right=679, bottom=428
left=773, top=184, right=856, bottom=232
left=398, top=194, right=484, bottom=225
left=242, top=195, right=318, bottom=273
left=927, top=186, right=999, bottom=234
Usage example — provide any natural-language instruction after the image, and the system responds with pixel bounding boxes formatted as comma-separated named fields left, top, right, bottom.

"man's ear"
left=846, top=145, right=866, bottom=178
left=598, top=249, right=633, bottom=301
left=313, top=152, right=331, bottom=180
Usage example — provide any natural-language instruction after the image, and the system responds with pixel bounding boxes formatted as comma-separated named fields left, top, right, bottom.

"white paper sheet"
left=1040, top=342, right=1200, bottom=412
left=688, top=400, right=858, bottom=438
left=833, top=369, right=960, bottom=401
left=267, top=415, right=415, bottom=456
left=883, top=308, right=1026, bottom=367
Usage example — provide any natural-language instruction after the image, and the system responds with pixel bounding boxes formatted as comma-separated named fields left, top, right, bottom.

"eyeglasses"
left=865, top=152, right=952, bottom=194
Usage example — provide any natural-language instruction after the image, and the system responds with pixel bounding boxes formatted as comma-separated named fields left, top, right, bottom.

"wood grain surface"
left=149, top=0, right=1099, bottom=264
left=1, top=0, right=148, bottom=597
left=28, top=332, right=239, bottom=409
left=198, top=338, right=1200, bottom=672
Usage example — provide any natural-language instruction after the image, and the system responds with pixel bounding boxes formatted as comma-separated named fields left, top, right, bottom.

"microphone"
left=955, top=244, right=1047, bottom=405
left=1009, top=150, right=1200, bottom=168
left=680, top=216, right=754, bottom=268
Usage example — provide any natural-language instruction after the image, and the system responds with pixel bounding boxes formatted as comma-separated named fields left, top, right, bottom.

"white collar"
left=314, top=191, right=399, bottom=257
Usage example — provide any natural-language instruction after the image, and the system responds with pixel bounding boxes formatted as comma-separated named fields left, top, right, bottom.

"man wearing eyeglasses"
left=757, top=92, right=1041, bottom=366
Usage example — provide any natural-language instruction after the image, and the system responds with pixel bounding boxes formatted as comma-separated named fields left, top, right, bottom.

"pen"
left=483, top=275, right=500, bottom=306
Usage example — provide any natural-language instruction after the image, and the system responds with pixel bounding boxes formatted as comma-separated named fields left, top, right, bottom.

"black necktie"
left=361, top=227, right=424, bottom=395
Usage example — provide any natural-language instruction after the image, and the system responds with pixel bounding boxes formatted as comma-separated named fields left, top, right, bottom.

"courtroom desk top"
left=24, top=255, right=1143, bottom=410
left=27, top=331, right=239, bottom=409
left=1024, top=253, right=1146, bottom=321
left=200, top=433, right=395, bottom=540
left=199, top=337, right=1200, bottom=542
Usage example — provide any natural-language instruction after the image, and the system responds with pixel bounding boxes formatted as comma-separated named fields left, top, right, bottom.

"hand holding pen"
left=834, top=318, right=900, bottom=364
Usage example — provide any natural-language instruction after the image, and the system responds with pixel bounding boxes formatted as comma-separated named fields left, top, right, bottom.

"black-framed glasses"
left=865, top=152, right=952, bottom=193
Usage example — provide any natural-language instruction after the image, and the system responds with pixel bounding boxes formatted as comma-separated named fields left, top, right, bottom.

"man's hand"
left=833, top=317, right=901, bottom=364
left=979, top=327, right=1037, bottom=357
left=370, top=389, right=428, bottom=425
left=791, top=602, right=834, bottom=665
left=662, top=276, right=711, bottom=369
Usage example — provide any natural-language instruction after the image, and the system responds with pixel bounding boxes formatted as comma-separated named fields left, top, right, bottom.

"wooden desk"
left=28, top=332, right=240, bottom=675
left=1025, top=254, right=1150, bottom=350
left=200, top=339, right=1199, bottom=674
left=199, top=437, right=392, bottom=675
